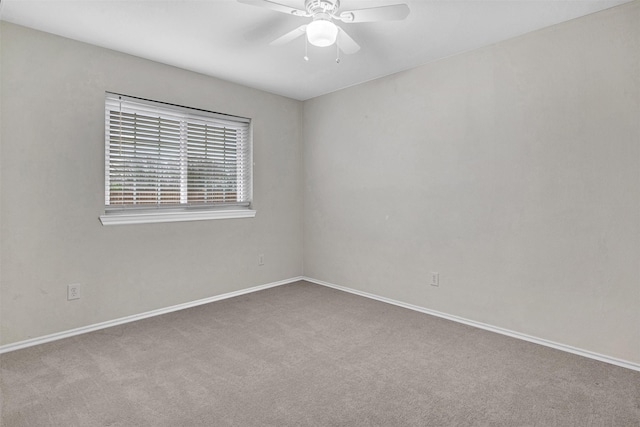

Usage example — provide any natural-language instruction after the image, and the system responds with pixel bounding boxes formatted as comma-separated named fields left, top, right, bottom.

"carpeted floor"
left=1, top=280, right=639, bottom=426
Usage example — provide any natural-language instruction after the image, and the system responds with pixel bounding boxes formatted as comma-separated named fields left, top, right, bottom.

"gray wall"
left=0, top=22, right=303, bottom=344
left=0, top=19, right=3, bottom=348
left=303, top=2, right=639, bottom=364
left=2, top=2, right=638, bottom=366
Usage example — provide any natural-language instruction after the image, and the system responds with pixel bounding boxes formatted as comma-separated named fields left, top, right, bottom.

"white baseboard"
left=3, top=275, right=638, bottom=373
left=303, top=276, right=640, bottom=372
left=0, top=276, right=304, bottom=354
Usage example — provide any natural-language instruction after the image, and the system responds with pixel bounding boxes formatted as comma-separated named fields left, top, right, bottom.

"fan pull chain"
left=336, top=41, right=341, bottom=64
left=304, top=36, right=309, bottom=61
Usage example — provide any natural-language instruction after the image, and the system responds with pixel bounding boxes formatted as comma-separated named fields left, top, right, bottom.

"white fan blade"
left=338, top=4, right=410, bottom=23
left=270, top=25, right=307, bottom=46
left=237, top=0, right=309, bottom=17
left=337, top=28, right=360, bottom=54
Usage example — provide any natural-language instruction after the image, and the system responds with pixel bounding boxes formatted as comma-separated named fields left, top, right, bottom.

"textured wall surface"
left=303, top=3, right=639, bottom=363
left=1, top=3, right=638, bottom=366
left=0, top=22, right=303, bottom=344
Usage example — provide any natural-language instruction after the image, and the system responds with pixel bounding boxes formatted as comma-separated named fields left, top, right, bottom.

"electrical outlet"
left=430, top=272, right=439, bottom=287
left=258, top=254, right=265, bottom=266
left=67, top=284, right=81, bottom=300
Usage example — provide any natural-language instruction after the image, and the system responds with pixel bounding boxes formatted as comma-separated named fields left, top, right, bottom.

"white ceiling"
left=0, top=0, right=631, bottom=100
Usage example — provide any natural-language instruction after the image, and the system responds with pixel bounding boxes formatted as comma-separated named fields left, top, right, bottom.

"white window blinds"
left=104, top=93, right=252, bottom=213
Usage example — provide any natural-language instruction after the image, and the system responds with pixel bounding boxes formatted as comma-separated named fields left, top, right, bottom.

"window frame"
left=100, top=93, right=255, bottom=226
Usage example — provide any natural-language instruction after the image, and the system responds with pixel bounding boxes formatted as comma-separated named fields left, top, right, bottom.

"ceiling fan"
left=238, top=0, right=410, bottom=56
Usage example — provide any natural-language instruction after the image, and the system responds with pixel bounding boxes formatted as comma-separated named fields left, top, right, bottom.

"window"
left=100, top=93, right=254, bottom=225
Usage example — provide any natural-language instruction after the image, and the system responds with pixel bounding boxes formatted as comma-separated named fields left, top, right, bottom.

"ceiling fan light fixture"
left=306, top=19, right=338, bottom=47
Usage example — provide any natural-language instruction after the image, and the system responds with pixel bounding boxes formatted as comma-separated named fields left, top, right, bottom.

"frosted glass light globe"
left=306, top=19, right=338, bottom=47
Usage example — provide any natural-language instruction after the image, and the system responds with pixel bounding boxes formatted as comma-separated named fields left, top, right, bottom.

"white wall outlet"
left=258, top=254, right=265, bottom=266
left=430, top=272, right=439, bottom=287
left=67, top=284, right=81, bottom=300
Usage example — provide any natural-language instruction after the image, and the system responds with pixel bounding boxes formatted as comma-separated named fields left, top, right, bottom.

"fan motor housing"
left=305, top=0, right=340, bottom=15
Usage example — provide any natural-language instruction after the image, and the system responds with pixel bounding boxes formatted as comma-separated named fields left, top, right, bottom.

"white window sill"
left=100, top=209, right=256, bottom=226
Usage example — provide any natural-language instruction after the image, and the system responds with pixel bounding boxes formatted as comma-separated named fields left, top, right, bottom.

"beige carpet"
left=1, top=280, right=639, bottom=426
